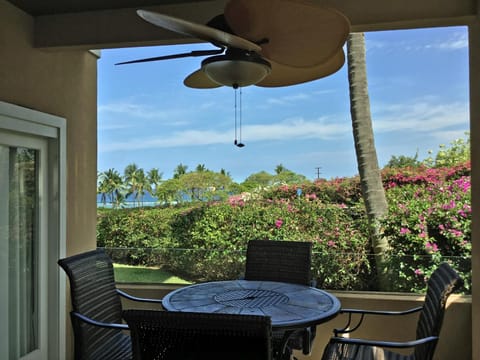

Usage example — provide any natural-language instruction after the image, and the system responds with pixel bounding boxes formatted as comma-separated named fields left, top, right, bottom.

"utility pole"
left=315, top=166, right=322, bottom=179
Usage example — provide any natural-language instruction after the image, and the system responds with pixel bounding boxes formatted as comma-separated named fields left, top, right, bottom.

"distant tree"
left=124, top=163, right=148, bottom=206
left=385, top=151, right=421, bottom=168
left=179, top=170, right=232, bottom=201
left=242, top=171, right=274, bottom=190
left=135, top=169, right=149, bottom=206
left=274, top=164, right=287, bottom=174
left=270, top=165, right=308, bottom=185
left=147, top=168, right=163, bottom=198
left=156, top=178, right=183, bottom=205
left=97, top=168, right=126, bottom=208
left=124, top=163, right=139, bottom=179
left=196, top=164, right=207, bottom=172
left=173, top=163, right=188, bottom=179
left=423, top=133, right=470, bottom=167
left=220, top=168, right=231, bottom=178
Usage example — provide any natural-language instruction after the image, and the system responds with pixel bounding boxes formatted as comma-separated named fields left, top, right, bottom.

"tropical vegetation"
left=97, top=135, right=471, bottom=294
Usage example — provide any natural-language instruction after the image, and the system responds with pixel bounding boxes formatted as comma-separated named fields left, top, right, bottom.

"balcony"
left=118, top=284, right=470, bottom=359
left=117, top=277, right=471, bottom=359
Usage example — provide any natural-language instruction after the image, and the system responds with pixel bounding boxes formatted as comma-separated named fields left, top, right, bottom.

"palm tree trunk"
left=347, top=32, right=390, bottom=290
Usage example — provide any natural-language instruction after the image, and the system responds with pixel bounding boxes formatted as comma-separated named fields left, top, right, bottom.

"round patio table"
left=163, top=279, right=341, bottom=329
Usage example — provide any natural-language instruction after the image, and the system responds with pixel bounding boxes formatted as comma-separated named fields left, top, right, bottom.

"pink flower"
left=275, top=219, right=283, bottom=229
left=228, top=195, right=245, bottom=207
left=414, top=269, right=423, bottom=275
left=418, top=232, right=427, bottom=238
left=442, top=200, right=456, bottom=210
left=400, top=227, right=411, bottom=235
left=327, top=240, right=336, bottom=247
left=449, top=229, right=463, bottom=237
left=425, top=242, right=439, bottom=253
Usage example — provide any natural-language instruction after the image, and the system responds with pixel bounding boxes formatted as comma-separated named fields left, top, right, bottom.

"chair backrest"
left=414, top=262, right=463, bottom=360
left=123, top=310, right=272, bottom=360
left=245, top=240, right=312, bottom=285
left=58, top=249, right=127, bottom=360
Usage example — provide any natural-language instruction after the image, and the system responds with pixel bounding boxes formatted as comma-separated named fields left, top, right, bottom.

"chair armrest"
left=71, top=311, right=129, bottom=330
left=329, top=335, right=439, bottom=349
left=340, top=306, right=423, bottom=316
left=116, top=289, right=163, bottom=305
left=334, top=306, right=423, bottom=336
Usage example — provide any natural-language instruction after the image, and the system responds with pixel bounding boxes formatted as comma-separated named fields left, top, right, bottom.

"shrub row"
left=97, top=163, right=471, bottom=293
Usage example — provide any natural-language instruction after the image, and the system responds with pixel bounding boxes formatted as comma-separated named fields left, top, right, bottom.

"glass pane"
left=6, top=146, right=39, bottom=358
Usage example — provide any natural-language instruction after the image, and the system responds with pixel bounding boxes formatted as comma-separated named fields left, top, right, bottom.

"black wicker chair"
left=245, top=240, right=313, bottom=286
left=321, top=262, right=463, bottom=360
left=245, top=240, right=316, bottom=356
left=58, top=249, right=164, bottom=360
left=123, top=310, right=272, bottom=360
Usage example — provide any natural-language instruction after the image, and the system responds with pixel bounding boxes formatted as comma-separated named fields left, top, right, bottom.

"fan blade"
left=256, top=49, right=344, bottom=87
left=137, top=10, right=261, bottom=52
left=184, top=69, right=222, bottom=89
left=115, top=49, right=224, bottom=65
left=224, top=0, right=350, bottom=68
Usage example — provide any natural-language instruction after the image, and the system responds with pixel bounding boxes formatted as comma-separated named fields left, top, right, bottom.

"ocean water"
left=96, top=192, right=160, bottom=208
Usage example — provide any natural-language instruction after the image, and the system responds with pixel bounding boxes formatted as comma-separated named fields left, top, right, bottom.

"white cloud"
left=99, top=97, right=468, bottom=154
left=97, top=99, right=202, bottom=128
left=265, top=92, right=311, bottom=106
left=372, top=100, right=468, bottom=133
left=366, top=29, right=468, bottom=54
left=244, top=117, right=349, bottom=141
left=366, top=39, right=387, bottom=52
left=431, top=32, right=468, bottom=50
left=99, top=116, right=351, bottom=152
left=99, top=101, right=186, bottom=120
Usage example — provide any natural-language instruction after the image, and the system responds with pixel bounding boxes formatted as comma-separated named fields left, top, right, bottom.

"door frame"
left=0, top=101, right=66, bottom=359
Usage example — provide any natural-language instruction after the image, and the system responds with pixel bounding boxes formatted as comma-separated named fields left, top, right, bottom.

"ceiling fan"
left=117, top=0, right=350, bottom=89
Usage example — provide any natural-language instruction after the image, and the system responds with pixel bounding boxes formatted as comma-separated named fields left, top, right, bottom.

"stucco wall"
left=0, top=0, right=98, bottom=255
left=0, top=2, right=98, bottom=357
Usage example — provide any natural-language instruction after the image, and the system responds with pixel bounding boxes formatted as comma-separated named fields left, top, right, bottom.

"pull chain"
left=234, top=85, right=245, bottom=147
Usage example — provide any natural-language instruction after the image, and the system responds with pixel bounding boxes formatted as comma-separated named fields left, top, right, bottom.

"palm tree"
left=133, top=169, right=149, bottom=206
left=173, top=163, right=188, bottom=179
left=97, top=171, right=108, bottom=206
left=196, top=164, right=207, bottom=172
left=147, top=168, right=163, bottom=203
left=347, top=32, right=389, bottom=290
left=124, top=163, right=149, bottom=206
left=275, top=164, right=286, bottom=174
left=220, top=168, right=231, bottom=178
left=98, top=168, right=126, bottom=208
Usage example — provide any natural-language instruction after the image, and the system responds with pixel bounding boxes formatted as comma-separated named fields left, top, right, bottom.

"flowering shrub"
left=163, top=198, right=370, bottom=288
left=261, top=177, right=362, bottom=206
left=97, top=162, right=471, bottom=294
left=381, top=164, right=471, bottom=293
left=248, top=162, right=471, bottom=293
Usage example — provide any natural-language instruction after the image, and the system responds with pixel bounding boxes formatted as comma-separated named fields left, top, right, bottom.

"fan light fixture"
left=201, top=53, right=272, bottom=88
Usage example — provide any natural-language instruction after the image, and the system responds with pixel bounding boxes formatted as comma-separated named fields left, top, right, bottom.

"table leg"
left=272, top=329, right=295, bottom=360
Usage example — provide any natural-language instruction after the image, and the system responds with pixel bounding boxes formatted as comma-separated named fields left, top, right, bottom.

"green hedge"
left=96, top=163, right=471, bottom=293
left=97, top=200, right=371, bottom=288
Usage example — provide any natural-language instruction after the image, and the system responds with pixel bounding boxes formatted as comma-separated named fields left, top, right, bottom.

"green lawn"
left=113, top=264, right=190, bottom=284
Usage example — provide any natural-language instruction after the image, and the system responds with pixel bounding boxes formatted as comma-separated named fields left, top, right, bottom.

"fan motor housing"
left=201, top=52, right=272, bottom=87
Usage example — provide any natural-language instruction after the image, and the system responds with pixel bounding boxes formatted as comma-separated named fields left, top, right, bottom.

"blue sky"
left=97, top=26, right=469, bottom=182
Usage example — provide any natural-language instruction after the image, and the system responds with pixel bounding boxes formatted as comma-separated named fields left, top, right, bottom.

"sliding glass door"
left=0, top=101, right=66, bottom=360
left=0, top=132, right=48, bottom=360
